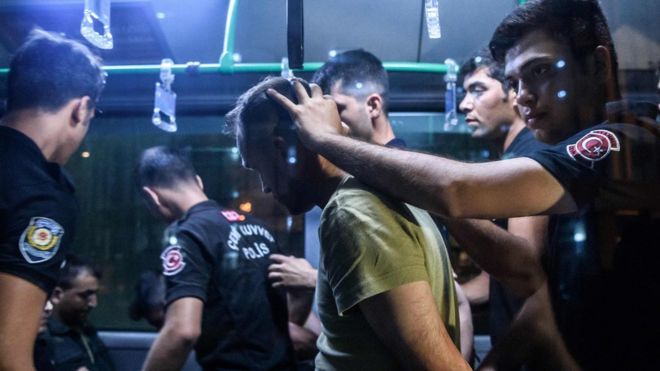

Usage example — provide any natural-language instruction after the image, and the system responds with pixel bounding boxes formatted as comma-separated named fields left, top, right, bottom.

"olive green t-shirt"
left=315, top=177, right=460, bottom=371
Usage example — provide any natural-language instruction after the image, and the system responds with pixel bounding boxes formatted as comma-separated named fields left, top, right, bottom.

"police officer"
left=0, top=29, right=105, bottom=370
left=136, top=146, right=299, bottom=371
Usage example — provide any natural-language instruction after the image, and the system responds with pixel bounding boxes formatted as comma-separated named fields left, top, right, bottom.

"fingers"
left=266, top=88, right=296, bottom=112
left=309, top=83, right=323, bottom=98
left=269, top=254, right=286, bottom=263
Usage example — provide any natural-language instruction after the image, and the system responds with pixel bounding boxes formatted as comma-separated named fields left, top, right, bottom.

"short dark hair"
left=135, top=146, right=198, bottom=189
left=459, top=47, right=508, bottom=94
left=312, top=49, right=389, bottom=115
left=489, top=0, right=619, bottom=92
left=57, top=254, right=101, bottom=290
left=225, top=76, right=311, bottom=141
left=7, top=29, right=106, bottom=113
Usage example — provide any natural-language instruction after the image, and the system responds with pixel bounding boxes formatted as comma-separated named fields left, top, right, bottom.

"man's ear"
left=50, top=287, right=64, bottom=305
left=593, top=46, right=613, bottom=83
left=142, top=186, right=161, bottom=207
left=71, top=96, right=94, bottom=127
left=366, top=94, right=383, bottom=119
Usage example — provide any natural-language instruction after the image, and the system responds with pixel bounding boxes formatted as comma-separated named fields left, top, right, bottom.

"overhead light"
left=81, top=151, right=91, bottom=158
left=156, top=12, right=166, bottom=19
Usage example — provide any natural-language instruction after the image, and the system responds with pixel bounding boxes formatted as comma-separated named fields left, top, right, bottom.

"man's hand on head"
left=266, top=80, right=344, bottom=151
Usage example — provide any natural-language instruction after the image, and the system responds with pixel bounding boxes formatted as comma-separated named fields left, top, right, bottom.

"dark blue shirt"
left=525, top=102, right=660, bottom=370
left=0, top=126, right=78, bottom=293
left=162, top=200, right=295, bottom=371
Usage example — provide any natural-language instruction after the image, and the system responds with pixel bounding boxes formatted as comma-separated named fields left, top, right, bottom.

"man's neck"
left=502, top=118, right=526, bottom=152
left=371, top=117, right=396, bottom=145
left=1, top=110, right=66, bottom=164
left=313, top=161, right=348, bottom=209
left=162, top=188, right=209, bottom=221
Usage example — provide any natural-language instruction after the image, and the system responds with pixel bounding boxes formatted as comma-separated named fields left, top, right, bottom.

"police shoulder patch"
left=19, top=217, right=64, bottom=264
left=566, top=129, right=620, bottom=164
left=161, top=245, right=186, bottom=276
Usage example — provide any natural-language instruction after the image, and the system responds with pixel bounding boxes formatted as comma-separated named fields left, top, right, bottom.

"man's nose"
left=459, top=94, right=473, bottom=113
left=515, top=80, right=536, bottom=108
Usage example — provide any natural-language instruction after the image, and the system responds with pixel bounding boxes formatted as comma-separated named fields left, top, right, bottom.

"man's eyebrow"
left=467, top=81, right=486, bottom=90
left=508, top=56, right=554, bottom=78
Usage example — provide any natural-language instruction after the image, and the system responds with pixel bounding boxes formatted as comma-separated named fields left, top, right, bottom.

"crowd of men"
left=1, top=0, right=658, bottom=370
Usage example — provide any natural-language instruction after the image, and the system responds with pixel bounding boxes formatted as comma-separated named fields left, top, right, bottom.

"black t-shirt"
left=525, top=104, right=660, bottom=370
left=489, top=127, right=549, bottom=345
left=0, top=126, right=78, bottom=293
left=161, top=200, right=295, bottom=370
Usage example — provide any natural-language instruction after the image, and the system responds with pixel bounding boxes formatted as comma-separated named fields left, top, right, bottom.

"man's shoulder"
left=328, top=177, right=401, bottom=209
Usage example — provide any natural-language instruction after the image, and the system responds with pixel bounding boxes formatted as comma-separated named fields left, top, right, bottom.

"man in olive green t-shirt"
left=227, top=76, right=470, bottom=370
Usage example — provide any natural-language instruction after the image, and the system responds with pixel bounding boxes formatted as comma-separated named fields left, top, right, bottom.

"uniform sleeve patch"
left=566, top=129, right=620, bottom=165
left=161, top=245, right=186, bottom=276
left=19, top=217, right=64, bottom=264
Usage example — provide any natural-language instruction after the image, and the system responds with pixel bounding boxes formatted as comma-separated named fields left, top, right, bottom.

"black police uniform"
left=160, top=200, right=295, bottom=371
left=0, top=126, right=78, bottom=293
left=37, top=317, right=115, bottom=371
left=489, top=127, right=550, bottom=346
left=524, top=102, right=660, bottom=370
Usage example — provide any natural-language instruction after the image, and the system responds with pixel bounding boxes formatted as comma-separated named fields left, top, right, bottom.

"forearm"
left=287, top=290, right=314, bottom=326
left=479, top=282, right=580, bottom=371
left=0, top=273, right=46, bottom=371
left=313, top=135, right=461, bottom=217
left=445, top=218, right=545, bottom=297
left=142, top=329, right=195, bottom=371
left=312, top=135, right=569, bottom=219
left=454, top=281, right=474, bottom=362
left=288, top=321, right=319, bottom=360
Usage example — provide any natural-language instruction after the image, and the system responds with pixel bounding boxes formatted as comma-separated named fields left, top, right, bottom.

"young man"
left=312, top=49, right=401, bottom=147
left=227, top=76, right=469, bottom=371
left=136, top=146, right=297, bottom=371
left=41, top=255, right=115, bottom=371
left=456, top=48, right=549, bottom=346
left=267, top=1, right=659, bottom=368
left=0, top=29, right=105, bottom=370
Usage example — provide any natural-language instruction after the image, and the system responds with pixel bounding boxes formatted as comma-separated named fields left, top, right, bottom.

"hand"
left=266, top=80, right=344, bottom=151
left=268, top=254, right=317, bottom=290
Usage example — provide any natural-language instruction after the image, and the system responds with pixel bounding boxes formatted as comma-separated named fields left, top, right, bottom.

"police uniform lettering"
left=524, top=102, right=660, bottom=370
left=161, top=200, right=295, bottom=370
left=0, top=127, right=78, bottom=293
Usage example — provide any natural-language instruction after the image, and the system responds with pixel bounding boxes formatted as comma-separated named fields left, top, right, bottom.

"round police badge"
left=566, top=129, right=620, bottom=164
left=19, top=217, right=64, bottom=264
left=161, top=245, right=186, bottom=276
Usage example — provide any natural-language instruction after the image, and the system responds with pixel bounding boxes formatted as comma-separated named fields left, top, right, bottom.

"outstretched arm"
left=142, top=297, right=203, bottom=371
left=360, top=281, right=471, bottom=371
left=267, top=81, right=575, bottom=219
